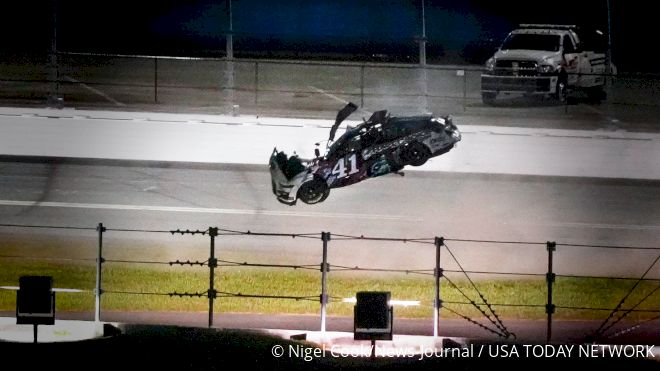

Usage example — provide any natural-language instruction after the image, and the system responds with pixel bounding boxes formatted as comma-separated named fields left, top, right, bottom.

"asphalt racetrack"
left=0, top=106, right=658, bottom=277
left=0, top=105, right=658, bottom=348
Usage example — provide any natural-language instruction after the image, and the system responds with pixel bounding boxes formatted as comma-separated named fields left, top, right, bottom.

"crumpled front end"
left=269, top=148, right=308, bottom=206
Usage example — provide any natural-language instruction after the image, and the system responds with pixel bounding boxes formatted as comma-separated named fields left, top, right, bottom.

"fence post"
left=320, top=231, right=330, bottom=334
left=95, top=222, right=106, bottom=323
left=154, top=57, right=158, bottom=103
left=463, top=70, right=467, bottom=113
left=434, top=237, right=444, bottom=337
left=422, top=67, right=429, bottom=113
left=360, top=65, right=365, bottom=108
left=254, top=61, right=259, bottom=106
left=208, top=227, right=219, bottom=328
left=546, top=241, right=556, bottom=343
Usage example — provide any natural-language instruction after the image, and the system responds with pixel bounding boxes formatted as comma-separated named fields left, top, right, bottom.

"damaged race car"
left=269, top=102, right=461, bottom=205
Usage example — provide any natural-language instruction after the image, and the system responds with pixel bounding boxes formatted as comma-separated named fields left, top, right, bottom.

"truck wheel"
left=482, top=92, right=497, bottom=105
left=554, top=75, right=568, bottom=103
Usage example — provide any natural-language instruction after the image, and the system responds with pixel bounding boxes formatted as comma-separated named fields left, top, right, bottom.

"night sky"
left=2, top=0, right=656, bottom=71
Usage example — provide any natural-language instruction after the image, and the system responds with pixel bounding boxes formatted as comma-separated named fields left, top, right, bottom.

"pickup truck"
left=480, top=24, right=609, bottom=104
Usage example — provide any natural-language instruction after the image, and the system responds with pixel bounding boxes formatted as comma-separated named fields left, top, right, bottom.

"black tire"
left=297, top=179, right=329, bottom=204
left=404, top=142, right=430, bottom=167
left=554, top=74, right=568, bottom=103
left=482, top=92, right=497, bottom=105
left=318, top=189, right=331, bottom=203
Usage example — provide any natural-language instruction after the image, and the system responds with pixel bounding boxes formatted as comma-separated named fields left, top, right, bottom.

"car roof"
left=386, top=115, right=433, bottom=126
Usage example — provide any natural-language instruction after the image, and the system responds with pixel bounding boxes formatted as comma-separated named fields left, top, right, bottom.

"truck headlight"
left=537, top=64, right=556, bottom=74
left=485, top=58, right=495, bottom=72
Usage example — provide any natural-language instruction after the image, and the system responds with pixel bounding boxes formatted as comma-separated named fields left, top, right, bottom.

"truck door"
left=579, top=30, right=608, bottom=88
left=577, top=51, right=600, bottom=88
left=562, top=34, right=581, bottom=87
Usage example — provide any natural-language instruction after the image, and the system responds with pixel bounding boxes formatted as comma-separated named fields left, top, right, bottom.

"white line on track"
left=0, top=200, right=421, bottom=222
left=64, top=76, right=126, bottom=107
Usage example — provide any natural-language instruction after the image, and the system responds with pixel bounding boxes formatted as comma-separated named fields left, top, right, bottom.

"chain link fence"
left=2, top=52, right=660, bottom=122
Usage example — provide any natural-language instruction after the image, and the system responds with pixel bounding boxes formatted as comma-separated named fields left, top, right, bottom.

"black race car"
left=269, top=102, right=461, bottom=205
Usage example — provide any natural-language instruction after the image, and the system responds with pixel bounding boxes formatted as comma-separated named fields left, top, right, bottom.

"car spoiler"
left=328, top=102, right=358, bottom=142
left=367, top=110, right=387, bottom=124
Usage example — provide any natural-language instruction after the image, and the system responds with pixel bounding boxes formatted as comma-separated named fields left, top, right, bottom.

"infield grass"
left=1, top=258, right=658, bottom=321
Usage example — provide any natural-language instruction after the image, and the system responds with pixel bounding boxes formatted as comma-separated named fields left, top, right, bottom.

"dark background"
left=1, top=0, right=655, bottom=72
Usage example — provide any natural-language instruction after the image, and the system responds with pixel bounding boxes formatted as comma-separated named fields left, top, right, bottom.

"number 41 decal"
left=332, top=154, right=359, bottom=178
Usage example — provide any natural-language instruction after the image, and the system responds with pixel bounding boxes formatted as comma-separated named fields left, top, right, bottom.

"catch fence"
left=2, top=52, right=659, bottom=120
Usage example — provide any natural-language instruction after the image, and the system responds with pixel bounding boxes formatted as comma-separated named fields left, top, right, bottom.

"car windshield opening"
left=327, top=128, right=359, bottom=158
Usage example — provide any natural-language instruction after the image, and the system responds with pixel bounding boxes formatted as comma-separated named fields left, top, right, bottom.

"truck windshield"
left=501, top=34, right=560, bottom=52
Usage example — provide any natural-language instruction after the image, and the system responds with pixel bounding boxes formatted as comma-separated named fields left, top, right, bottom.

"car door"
left=324, top=134, right=366, bottom=188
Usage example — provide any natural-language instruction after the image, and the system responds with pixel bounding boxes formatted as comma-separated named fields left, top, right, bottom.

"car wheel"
left=482, top=92, right=497, bottom=105
left=318, top=189, right=331, bottom=203
left=297, top=179, right=329, bottom=204
left=554, top=74, right=568, bottom=103
left=404, top=142, right=430, bottom=167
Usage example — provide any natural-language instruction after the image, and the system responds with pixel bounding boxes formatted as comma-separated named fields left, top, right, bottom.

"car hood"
left=329, top=102, right=358, bottom=142
left=494, top=49, right=561, bottom=64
